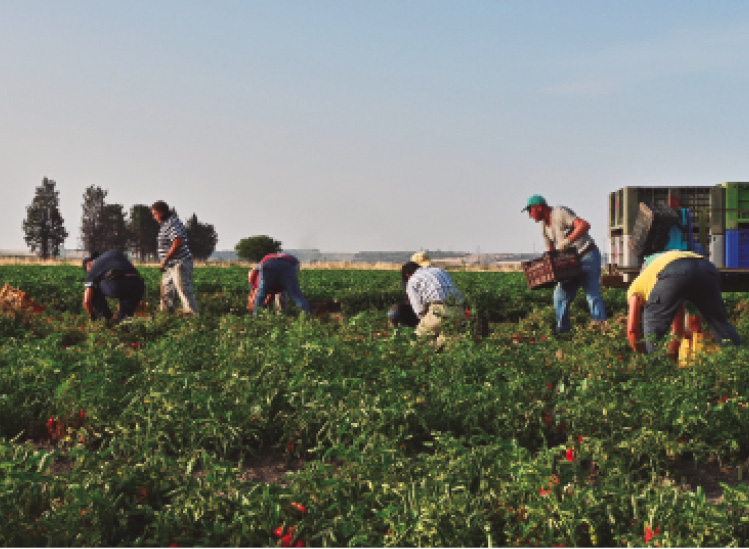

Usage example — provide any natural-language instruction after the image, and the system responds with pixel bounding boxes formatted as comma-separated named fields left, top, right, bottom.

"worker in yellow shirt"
left=627, top=250, right=741, bottom=354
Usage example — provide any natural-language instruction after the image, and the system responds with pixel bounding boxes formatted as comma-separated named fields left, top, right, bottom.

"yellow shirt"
left=626, top=251, right=704, bottom=301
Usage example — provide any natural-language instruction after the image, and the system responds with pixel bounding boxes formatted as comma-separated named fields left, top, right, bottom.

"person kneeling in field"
left=402, top=261, right=466, bottom=350
left=388, top=251, right=431, bottom=328
left=627, top=250, right=741, bottom=354
left=248, top=253, right=310, bottom=316
left=82, top=250, right=145, bottom=323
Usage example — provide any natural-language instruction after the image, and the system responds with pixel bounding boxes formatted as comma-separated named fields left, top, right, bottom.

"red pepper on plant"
left=542, top=410, right=552, bottom=429
left=565, top=448, right=575, bottom=461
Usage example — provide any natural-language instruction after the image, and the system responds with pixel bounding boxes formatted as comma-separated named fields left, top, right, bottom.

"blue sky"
left=3, top=1, right=749, bottom=255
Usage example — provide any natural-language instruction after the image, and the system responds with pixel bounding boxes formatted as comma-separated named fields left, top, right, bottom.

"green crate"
left=724, top=182, right=749, bottom=230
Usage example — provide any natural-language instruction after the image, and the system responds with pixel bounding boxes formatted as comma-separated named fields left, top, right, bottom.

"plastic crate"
left=710, top=184, right=726, bottom=234
left=521, top=250, right=582, bottom=290
left=628, top=202, right=681, bottom=259
left=710, top=234, right=725, bottom=268
left=725, top=230, right=749, bottom=268
left=0, top=284, right=45, bottom=314
left=724, top=182, right=749, bottom=230
left=608, top=186, right=711, bottom=234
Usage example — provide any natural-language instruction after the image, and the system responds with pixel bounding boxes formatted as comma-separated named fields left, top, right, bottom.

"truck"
left=605, top=183, right=749, bottom=291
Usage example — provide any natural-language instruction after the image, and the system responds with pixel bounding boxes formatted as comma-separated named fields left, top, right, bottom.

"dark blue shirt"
left=84, top=250, right=140, bottom=289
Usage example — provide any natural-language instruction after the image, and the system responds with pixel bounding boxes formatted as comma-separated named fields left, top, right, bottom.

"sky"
left=3, top=1, right=749, bottom=255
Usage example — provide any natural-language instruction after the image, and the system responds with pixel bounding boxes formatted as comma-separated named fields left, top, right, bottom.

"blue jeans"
left=254, top=258, right=310, bottom=316
left=553, top=246, right=606, bottom=333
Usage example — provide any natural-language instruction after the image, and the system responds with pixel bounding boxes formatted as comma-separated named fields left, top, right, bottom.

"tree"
left=80, top=186, right=108, bottom=253
left=185, top=213, right=218, bottom=261
left=128, top=204, right=159, bottom=261
left=235, top=235, right=282, bottom=262
left=102, top=204, right=130, bottom=252
left=22, top=177, right=68, bottom=259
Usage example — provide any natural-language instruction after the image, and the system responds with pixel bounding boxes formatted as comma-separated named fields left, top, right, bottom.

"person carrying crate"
left=523, top=194, right=607, bottom=333
left=626, top=250, right=741, bottom=354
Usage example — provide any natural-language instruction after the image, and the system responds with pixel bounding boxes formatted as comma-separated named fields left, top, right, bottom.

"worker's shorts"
left=643, top=258, right=740, bottom=353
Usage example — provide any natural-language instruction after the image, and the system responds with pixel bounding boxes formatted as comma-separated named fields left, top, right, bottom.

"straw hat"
left=410, top=251, right=432, bottom=267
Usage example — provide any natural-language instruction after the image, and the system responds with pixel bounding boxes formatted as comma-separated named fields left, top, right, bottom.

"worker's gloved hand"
left=557, top=238, right=572, bottom=251
left=159, top=260, right=167, bottom=272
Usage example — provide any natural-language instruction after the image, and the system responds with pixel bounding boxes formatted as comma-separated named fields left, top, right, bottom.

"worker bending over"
left=82, top=250, right=145, bottom=323
left=248, top=253, right=310, bottom=316
left=402, top=261, right=466, bottom=350
left=627, top=250, right=741, bottom=354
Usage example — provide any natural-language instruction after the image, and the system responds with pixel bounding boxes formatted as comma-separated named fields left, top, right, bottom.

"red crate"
left=521, top=250, right=583, bottom=290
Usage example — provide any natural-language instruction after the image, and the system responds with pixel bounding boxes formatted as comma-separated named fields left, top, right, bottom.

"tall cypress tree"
left=128, top=204, right=159, bottom=261
left=79, top=186, right=108, bottom=254
left=185, top=213, right=218, bottom=261
left=22, top=177, right=68, bottom=259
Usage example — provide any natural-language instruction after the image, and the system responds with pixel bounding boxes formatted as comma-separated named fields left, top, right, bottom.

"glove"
left=557, top=238, right=572, bottom=251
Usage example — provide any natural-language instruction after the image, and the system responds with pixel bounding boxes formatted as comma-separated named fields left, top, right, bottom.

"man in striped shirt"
left=402, top=261, right=466, bottom=350
left=151, top=200, right=198, bottom=315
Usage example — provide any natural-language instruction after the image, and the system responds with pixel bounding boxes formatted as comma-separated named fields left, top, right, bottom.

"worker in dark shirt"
left=82, top=250, right=145, bottom=322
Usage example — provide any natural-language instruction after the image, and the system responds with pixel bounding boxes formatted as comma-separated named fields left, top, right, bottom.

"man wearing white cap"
left=523, top=194, right=606, bottom=333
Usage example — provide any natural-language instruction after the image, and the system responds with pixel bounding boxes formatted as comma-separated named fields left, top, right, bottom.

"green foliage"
left=235, top=235, right=282, bottom=262
left=1, top=265, right=749, bottom=546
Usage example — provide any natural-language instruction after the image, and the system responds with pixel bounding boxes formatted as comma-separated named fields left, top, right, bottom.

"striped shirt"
left=157, top=213, right=192, bottom=266
left=406, top=267, right=465, bottom=318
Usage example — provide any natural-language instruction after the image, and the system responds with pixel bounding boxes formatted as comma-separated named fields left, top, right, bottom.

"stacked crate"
left=607, top=186, right=711, bottom=269
left=709, top=184, right=726, bottom=267
left=724, top=183, right=749, bottom=268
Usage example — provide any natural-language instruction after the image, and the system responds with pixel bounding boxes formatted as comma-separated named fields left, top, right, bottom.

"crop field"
left=2, top=265, right=749, bottom=547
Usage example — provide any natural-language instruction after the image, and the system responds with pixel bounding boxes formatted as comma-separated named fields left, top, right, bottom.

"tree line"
left=22, top=178, right=218, bottom=261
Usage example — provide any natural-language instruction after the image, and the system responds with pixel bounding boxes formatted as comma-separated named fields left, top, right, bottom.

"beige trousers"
left=415, top=303, right=464, bottom=350
left=160, top=260, right=198, bottom=315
